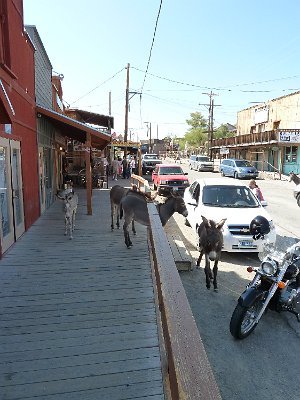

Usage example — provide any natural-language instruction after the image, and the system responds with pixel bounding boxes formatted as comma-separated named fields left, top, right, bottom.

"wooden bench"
left=167, top=233, right=193, bottom=271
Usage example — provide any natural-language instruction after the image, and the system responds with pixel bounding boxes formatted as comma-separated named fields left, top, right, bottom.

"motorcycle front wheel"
left=230, top=299, right=265, bottom=340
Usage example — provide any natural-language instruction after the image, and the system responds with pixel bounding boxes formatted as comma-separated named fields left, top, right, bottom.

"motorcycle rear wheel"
left=230, top=300, right=264, bottom=339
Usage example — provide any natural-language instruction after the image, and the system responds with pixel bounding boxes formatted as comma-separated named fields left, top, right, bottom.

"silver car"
left=220, top=159, right=258, bottom=179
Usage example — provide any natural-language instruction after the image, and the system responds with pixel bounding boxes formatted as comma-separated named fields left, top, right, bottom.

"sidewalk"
left=0, top=184, right=165, bottom=399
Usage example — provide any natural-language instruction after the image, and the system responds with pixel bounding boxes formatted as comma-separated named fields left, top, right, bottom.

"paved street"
left=165, top=165, right=300, bottom=400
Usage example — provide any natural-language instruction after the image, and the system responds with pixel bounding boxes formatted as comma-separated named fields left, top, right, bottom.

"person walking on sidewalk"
left=112, top=158, right=119, bottom=181
left=122, top=156, right=128, bottom=179
left=249, top=179, right=264, bottom=202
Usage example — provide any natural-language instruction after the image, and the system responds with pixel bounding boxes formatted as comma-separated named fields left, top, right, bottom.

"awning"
left=65, top=108, right=114, bottom=129
left=36, top=106, right=111, bottom=149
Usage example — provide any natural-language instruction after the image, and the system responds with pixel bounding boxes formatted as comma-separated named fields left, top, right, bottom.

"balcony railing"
left=211, top=130, right=279, bottom=149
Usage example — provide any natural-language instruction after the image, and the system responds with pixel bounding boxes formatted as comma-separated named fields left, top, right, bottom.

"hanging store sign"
left=279, top=131, right=300, bottom=143
left=220, top=147, right=229, bottom=155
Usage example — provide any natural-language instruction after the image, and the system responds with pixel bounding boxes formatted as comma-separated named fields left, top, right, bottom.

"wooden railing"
left=130, top=173, right=151, bottom=193
left=147, top=203, right=222, bottom=400
left=211, top=129, right=279, bottom=148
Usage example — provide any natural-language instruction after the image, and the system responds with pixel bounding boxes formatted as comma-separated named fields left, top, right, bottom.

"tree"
left=184, top=112, right=208, bottom=148
left=214, top=124, right=235, bottom=139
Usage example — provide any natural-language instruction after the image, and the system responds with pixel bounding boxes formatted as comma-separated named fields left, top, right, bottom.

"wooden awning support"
left=85, top=133, right=92, bottom=215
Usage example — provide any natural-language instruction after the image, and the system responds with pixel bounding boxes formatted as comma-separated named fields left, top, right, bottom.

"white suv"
left=189, top=155, right=213, bottom=171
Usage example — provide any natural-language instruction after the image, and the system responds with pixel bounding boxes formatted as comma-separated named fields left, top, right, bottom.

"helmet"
left=250, top=215, right=270, bottom=240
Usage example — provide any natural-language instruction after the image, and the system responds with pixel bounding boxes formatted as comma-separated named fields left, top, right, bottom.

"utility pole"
left=144, top=122, right=152, bottom=153
left=201, top=91, right=220, bottom=159
left=124, top=63, right=130, bottom=158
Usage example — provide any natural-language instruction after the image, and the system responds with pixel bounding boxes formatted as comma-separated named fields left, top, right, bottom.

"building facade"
left=0, top=0, right=40, bottom=256
left=211, top=91, right=300, bottom=175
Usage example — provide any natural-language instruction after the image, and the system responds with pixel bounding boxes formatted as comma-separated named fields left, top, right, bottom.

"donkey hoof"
left=206, top=285, right=211, bottom=290
left=214, top=288, right=219, bottom=292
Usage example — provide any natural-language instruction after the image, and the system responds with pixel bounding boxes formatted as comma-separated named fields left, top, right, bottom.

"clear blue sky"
left=23, top=0, right=300, bottom=141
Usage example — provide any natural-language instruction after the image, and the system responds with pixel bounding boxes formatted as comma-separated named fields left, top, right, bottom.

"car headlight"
left=160, top=180, right=167, bottom=185
left=183, top=180, right=189, bottom=184
left=261, top=258, right=278, bottom=275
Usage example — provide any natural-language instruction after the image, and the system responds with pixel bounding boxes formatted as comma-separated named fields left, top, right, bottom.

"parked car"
left=189, top=155, right=214, bottom=171
left=142, top=153, right=162, bottom=175
left=219, top=158, right=258, bottom=179
left=152, top=164, right=189, bottom=195
left=184, top=178, right=276, bottom=253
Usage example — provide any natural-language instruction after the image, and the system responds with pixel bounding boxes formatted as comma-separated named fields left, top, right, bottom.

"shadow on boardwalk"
left=0, top=186, right=165, bottom=400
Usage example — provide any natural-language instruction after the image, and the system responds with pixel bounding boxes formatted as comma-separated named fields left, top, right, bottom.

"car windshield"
left=235, top=160, right=253, bottom=167
left=159, top=167, right=184, bottom=175
left=202, top=185, right=259, bottom=208
left=144, top=154, right=159, bottom=160
left=198, top=157, right=210, bottom=162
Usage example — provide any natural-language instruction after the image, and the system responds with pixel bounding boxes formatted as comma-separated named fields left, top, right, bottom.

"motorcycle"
left=230, top=239, right=300, bottom=340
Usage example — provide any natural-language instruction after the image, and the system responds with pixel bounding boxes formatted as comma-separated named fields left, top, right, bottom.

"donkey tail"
left=120, top=205, right=123, bottom=220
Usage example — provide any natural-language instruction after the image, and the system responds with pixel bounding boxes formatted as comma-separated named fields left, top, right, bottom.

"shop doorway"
left=0, top=137, right=25, bottom=253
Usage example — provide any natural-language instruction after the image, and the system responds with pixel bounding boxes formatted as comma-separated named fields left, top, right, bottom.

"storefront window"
left=285, top=146, right=297, bottom=163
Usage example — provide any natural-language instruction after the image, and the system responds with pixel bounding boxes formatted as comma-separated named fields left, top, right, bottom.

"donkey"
left=289, top=172, right=300, bottom=185
left=110, top=185, right=130, bottom=230
left=57, top=188, right=78, bottom=239
left=120, top=190, right=188, bottom=248
left=196, top=215, right=226, bottom=292
left=110, top=184, right=155, bottom=230
left=63, top=192, right=78, bottom=239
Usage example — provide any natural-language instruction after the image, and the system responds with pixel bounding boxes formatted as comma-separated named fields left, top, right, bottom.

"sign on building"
left=254, top=106, right=269, bottom=124
left=279, top=131, right=300, bottom=143
left=220, top=147, right=229, bottom=155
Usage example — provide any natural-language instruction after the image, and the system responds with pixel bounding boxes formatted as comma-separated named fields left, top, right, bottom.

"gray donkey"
left=120, top=190, right=188, bottom=248
left=196, top=215, right=226, bottom=292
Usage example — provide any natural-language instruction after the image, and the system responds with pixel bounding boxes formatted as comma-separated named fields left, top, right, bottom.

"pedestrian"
left=122, top=156, right=128, bottom=179
left=249, top=179, right=264, bottom=201
left=117, top=157, right=122, bottom=177
left=130, top=156, right=137, bottom=175
left=112, top=158, right=119, bottom=181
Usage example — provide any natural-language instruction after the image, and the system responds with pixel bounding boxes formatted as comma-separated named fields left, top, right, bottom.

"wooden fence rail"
left=147, top=203, right=222, bottom=400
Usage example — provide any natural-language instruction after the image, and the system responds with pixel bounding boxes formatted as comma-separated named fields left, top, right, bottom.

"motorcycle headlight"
left=261, top=259, right=278, bottom=275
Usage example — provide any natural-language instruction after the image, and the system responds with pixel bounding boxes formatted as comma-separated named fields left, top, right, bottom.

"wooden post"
left=138, top=146, right=142, bottom=176
left=85, top=132, right=92, bottom=215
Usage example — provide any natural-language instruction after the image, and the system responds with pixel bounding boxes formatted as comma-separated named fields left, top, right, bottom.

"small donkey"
left=289, top=171, right=300, bottom=185
left=196, top=215, right=226, bottom=292
left=57, top=185, right=78, bottom=239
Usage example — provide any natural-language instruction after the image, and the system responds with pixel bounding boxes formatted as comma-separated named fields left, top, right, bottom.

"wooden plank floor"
left=0, top=187, right=165, bottom=400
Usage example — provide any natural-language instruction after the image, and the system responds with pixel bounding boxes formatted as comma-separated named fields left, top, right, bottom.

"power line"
left=70, top=67, right=125, bottom=105
left=133, top=65, right=300, bottom=92
left=140, top=0, right=163, bottom=93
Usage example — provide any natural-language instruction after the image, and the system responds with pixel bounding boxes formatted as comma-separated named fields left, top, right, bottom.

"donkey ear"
left=216, top=218, right=227, bottom=229
left=201, top=215, right=211, bottom=227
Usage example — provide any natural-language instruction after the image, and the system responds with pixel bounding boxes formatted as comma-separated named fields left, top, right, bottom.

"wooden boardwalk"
left=0, top=187, right=165, bottom=400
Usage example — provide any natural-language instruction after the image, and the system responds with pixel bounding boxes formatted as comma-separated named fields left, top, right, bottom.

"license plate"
left=239, top=240, right=254, bottom=247
left=172, top=187, right=179, bottom=191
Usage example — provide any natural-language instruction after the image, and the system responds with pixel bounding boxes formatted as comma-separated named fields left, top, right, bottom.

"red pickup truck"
left=152, top=164, right=189, bottom=195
